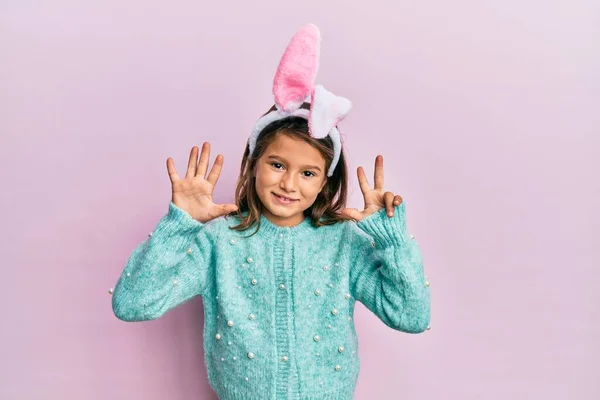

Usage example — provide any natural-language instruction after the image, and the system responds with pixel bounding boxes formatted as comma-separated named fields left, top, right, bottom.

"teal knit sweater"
left=112, top=201, right=430, bottom=400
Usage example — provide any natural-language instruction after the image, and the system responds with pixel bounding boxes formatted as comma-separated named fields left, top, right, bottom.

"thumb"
left=341, top=207, right=362, bottom=221
left=216, top=203, right=238, bottom=217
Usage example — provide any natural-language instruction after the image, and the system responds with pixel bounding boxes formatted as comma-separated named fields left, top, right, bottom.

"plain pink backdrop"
left=1, top=1, right=598, bottom=399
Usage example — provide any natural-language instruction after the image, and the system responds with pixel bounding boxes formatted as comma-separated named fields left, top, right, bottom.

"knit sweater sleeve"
left=348, top=202, right=430, bottom=333
left=112, top=202, right=214, bottom=322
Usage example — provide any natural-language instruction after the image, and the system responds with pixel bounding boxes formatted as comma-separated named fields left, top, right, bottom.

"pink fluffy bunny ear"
left=272, top=23, right=321, bottom=113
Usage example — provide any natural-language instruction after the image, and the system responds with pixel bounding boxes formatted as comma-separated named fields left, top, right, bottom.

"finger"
left=341, top=207, right=363, bottom=221
left=384, top=191, right=395, bottom=217
left=357, top=167, right=371, bottom=195
left=184, top=146, right=198, bottom=179
left=374, top=155, right=384, bottom=190
left=206, top=154, right=224, bottom=186
left=196, top=142, right=211, bottom=178
left=393, top=195, right=403, bottom=206
left=166, top=157, right=180, bottom=184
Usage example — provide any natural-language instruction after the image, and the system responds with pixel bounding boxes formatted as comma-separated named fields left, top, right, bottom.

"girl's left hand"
left=341, top=155, right=403, bottom=221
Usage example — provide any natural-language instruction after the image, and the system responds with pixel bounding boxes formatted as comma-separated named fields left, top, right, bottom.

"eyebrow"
left=267, top=155, right=322, bottom=172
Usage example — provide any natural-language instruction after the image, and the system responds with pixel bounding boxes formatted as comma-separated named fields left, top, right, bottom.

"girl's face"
left=254, top=133, right=327, bottom=227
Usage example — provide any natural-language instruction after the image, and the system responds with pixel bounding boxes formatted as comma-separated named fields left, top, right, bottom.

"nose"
left=279, top=171, right=297, bottom=193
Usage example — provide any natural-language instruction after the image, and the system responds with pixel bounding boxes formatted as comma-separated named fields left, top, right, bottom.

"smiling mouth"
left=273, top=193, right=298, bottom=202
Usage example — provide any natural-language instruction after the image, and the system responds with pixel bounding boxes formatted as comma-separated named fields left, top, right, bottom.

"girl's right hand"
left=166, top=142, right=238, bottom=223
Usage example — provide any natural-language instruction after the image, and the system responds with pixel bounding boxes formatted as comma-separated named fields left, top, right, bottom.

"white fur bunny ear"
left=272, top=24, right=321, bottom=113
left=309, top=84, right=352, bottom=139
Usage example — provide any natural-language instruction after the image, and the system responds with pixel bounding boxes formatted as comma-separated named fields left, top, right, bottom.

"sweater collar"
left=258, top=213, right=315, bottom=237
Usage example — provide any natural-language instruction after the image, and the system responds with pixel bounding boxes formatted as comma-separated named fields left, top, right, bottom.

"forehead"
left=263, top=134, right=326, bottom=167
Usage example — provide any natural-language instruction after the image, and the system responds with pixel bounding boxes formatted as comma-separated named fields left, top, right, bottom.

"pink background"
left=1, top=1, right=598, bottom=399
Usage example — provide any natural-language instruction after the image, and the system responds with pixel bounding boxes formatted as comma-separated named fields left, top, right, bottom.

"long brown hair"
left=228, top=103, right=352, bottom=235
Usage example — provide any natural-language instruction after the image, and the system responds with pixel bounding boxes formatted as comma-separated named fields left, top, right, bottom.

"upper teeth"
left=278, top=194, right=292, bottom=200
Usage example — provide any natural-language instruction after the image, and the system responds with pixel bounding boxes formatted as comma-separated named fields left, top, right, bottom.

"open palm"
left=166, top=142, right=237, bottom=223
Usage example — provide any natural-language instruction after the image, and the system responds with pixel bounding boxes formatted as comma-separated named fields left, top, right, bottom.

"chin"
left=266, top=204, right=301, bottom=218
left=262, top=198, right=309, bottom=220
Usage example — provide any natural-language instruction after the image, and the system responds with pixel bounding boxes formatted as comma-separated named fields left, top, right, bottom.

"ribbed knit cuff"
left=356, top=202, right=409, bottom=248
left=152, top=202, right=205, bottom=236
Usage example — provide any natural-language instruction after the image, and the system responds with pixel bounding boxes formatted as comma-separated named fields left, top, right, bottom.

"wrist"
left=357, top=203, right=409, bottom=247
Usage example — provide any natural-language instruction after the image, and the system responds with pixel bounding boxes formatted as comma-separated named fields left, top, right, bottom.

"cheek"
left=302, top=180, right=324, bottom=199
left=255, top=168, right=276, bottom=190
left=254, top=175, right=270, bottom=205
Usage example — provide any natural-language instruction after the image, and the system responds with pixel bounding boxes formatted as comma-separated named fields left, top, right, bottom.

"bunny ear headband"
left=248, top=23, right=352, bottom=177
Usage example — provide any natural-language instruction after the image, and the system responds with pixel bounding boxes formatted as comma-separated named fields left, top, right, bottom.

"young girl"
left=111, top=24, right=430, bottom=400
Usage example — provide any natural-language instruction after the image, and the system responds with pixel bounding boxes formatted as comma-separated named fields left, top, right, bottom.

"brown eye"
left=303, top=171, right=315, bottom=177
